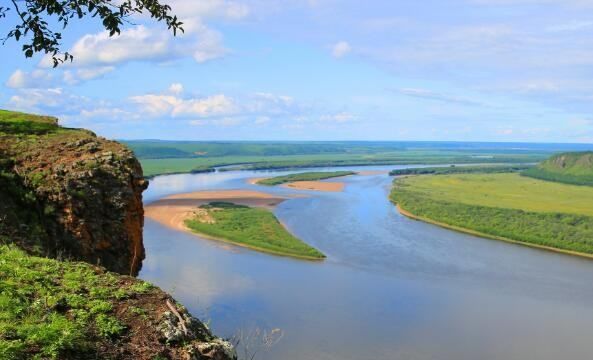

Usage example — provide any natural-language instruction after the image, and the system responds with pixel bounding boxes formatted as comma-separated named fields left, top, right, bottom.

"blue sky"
left=1, top=0, right=593, bottom=142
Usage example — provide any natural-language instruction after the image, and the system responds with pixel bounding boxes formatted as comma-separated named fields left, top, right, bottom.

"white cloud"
left=6, top=69, right=55, bottom=89
left=332, top=41, right=351, bottom=58
left=319, top=112, right=355, bottom=123
left=63, top=66, right=115, bottom=85
left=168, top=83, right=184, bottom=95
left=8, top=88, right=88, bottom=113
left=41, top=26, right=173, bottom=68
left=166, top=0, right=249, bottom=20
left=130, top=93, right=237, bottom=117
left=547, top=20, right=593, bottom=32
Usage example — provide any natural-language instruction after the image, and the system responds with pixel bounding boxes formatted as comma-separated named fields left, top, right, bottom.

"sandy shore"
left=281, top=181, right=344, bottom=192
left=145, top=190, right=286, bottom=233
left=248, top=177, right=346, bottom=192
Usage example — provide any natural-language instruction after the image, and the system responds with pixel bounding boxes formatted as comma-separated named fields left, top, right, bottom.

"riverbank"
left=390, top=173, right=593, bottom=259
left=394, top=203, right=593, bottom=260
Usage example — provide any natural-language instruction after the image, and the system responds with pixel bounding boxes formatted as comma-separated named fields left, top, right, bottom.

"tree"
left=0, top=0, right=183, bottom=67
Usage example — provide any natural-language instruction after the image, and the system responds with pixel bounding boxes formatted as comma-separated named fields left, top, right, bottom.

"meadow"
left=391, top=173, right=593, bottom=255
left=389, top=165, right=531, bottom=176
left=184, top=202, right=325, bottom=260
left=257, top=171, right=355, bottom=186
left=138, top=151, right=549, bottom=177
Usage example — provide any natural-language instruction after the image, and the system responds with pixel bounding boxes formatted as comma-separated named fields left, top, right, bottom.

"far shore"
left=393, top=202, right=593, bottom=261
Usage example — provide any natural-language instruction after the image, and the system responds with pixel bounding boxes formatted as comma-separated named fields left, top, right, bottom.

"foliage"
left=185, top=202, right=325, bottom=260
left=522, top=152, right=593, bottom=186
left=389, top=164, right=531, bottom=176
left=391, top=174, right=593, bottom=255
left=393, top=173, right=593, bottom=216
left=1, top=0, right=182, bottom=66
left=257, top=171, right=355, bottom=186
left=0, top=245, right=169, bottom=359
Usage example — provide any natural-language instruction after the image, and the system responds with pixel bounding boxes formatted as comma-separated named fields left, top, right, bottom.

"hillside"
left=0, top=110, right=236, bottom=359
left=522, top=152, right=593, bottom=186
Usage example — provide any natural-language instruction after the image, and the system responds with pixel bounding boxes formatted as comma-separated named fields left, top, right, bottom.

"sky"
left=1, top=0, right=593, bottom=142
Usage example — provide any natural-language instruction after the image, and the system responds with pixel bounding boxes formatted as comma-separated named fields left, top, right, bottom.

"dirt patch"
left=281, top=181, right=345, bottom=192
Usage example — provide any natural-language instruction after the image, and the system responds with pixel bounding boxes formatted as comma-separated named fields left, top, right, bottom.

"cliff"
left=0, top=110, right=236, bottom=359
left=0, top=110, right=146, bottom=275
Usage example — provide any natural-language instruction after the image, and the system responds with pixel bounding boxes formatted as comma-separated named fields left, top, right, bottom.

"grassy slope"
left=522, top=152, right=593, bottom=186
left=185, top=202, right=325, bottom=260
left=257, top=171, right=355, bottom=186
left=0, top=245, right=153, bottom=359
left=391, top=173, right=593, bottom=256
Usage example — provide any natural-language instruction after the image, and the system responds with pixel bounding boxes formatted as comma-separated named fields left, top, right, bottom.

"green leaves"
left=2, top=0, right=183, bottom=66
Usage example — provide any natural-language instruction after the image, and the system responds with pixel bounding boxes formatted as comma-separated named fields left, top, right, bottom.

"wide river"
left=140, top=166, right=593, bottom=360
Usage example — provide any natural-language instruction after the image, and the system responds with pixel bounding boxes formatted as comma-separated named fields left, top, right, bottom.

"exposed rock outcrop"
left=0, top=111, right=146, bottom=275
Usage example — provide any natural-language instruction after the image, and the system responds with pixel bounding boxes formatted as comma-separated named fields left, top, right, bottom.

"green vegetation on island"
left=390, top=164, right=531, bottom=176
left=185, top=202, right=325, bottom=260
left=391, top=173, right=593, bottom=256
left=522, top=152, right=593, bottom=186
left=257, top=171, right=356, bottom=186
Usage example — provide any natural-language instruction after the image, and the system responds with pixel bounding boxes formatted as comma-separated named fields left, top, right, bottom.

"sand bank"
left=281, top=181, right=344, bottom=192
left=145, top=190, right=286, bottom=232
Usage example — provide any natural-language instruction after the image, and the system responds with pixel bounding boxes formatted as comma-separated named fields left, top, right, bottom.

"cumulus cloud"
left=130, top=93, right=237, bottom=118
left=8, top=88, right=89, bottom=113
left=6, top=69, right=55, bottom=89
left=319, top=112, right=355, bottom=123
left=332, top=41, right=352, bottom=58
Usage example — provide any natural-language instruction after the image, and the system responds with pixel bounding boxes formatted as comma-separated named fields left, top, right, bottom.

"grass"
left=257, top=171, right=355, bottom=186
left=184, top=202, right=325, bottom=260
left=0, top=245, right=154, bottom=359
left=389, top=164, right=531, bottom=176
left=522, top=152, right=593, bottom=186
left=391, top=173, right=593, bottom=256
left=139, top=152, right=548, bottom=177
left=395, top=173, right=593, bottom=216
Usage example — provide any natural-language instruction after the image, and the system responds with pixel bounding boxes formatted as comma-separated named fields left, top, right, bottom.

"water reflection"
left=140, top=166, right=593, bottom=360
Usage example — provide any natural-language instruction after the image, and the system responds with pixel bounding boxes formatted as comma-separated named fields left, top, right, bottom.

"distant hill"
left=523, top=152, right=593, bottom=186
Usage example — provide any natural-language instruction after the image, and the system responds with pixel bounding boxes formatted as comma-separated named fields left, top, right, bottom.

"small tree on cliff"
left=0, top=0, right=183, bottom=67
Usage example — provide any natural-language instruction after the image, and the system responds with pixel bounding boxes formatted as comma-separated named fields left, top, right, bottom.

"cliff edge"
left=0, top=110, right=146, bottom=275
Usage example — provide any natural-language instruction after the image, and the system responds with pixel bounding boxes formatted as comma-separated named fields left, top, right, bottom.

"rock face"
left=0, top=111, right=147, bottom=275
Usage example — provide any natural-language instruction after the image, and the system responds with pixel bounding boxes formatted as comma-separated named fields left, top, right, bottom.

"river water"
left=140, top=166, right=593, bottom=360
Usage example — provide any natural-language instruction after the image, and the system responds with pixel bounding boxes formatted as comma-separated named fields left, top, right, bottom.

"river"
left=140, top=166, right=593, bottom=360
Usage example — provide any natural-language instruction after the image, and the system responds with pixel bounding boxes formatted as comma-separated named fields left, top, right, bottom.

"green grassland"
left=391, top=173, right=593, bottom=256
left=389, top=164, right=531, bottom=176
left=139, top=152, right=548, bottom=177
left=522, top=152, right=593, bottom=186
left=0, top=245, right=155, bottom=359
left=257, top=171, right=355, bottom=186
left=185, top=202, right=325, bottom=260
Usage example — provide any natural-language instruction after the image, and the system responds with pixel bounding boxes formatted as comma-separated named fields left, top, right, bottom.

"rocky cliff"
left=0, top=110, right=146, bottom=275
left=0, top=110, right=236, bottom=359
